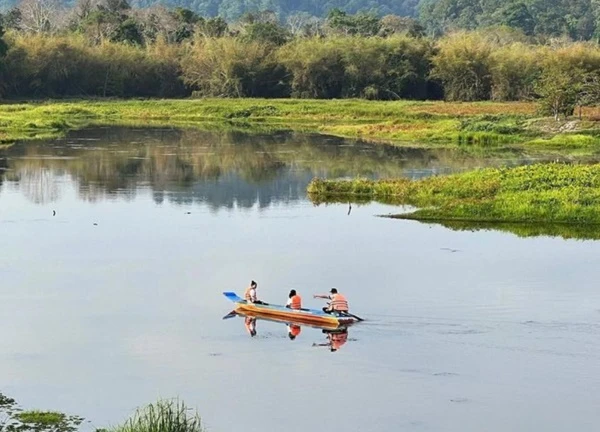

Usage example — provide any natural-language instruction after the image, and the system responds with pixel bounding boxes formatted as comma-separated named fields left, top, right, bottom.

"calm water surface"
left=1, top=128, right=599, bottom=432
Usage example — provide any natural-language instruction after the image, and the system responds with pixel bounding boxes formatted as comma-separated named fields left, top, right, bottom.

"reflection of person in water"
left=287, top=324, right=301, bottom=340
left=244, top=316, right=257, bottom=337
left=314, top=329, right=348, bottom=352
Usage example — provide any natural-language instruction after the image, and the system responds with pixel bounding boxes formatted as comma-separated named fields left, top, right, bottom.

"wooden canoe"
left=222, top=291, right=358, bottom=328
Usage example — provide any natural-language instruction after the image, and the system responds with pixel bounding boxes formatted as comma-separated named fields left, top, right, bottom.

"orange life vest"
left=289, top=324, right=301, bottom=337
left=330, top=293, right=349, bottom=312
left=330, top=331, right=348, bottom=350
left=289, top=294, right=302, bottom=309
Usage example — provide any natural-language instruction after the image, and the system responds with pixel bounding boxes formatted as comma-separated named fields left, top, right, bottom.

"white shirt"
left=286, top=298, right=292, bottom=306
left=248, top=288, right=257, bottom=302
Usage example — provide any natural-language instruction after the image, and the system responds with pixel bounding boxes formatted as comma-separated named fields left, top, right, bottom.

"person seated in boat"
left=285, top=289, right=302, bottom=309
left=244, top=280, right=266, bottom=305
left=287, top=324, right=301, bottom=340
left=313, top=288, right=349, bottom=314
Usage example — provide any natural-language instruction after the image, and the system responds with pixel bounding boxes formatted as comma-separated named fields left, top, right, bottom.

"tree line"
left=0, top=0, right=420, bottom=21
left=1, top=0, right=599, bottom=40
left=419, top=0, right=599, bottom=41
left=1, top=1, right=600, bottom=118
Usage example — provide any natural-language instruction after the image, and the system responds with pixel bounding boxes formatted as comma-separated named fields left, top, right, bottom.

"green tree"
left=1, top=8, right=22, bottom=31
left=379, top=15, right=425, bottom=38
left=111, top=18, right=144, bottom=45
left=243, top=22, right=290, bottom=45
left=432, top=32, right=493, bottom=101
left=535, top=62, right=583, bottom=120
left=325, top=9, right=381, bottom=36
left=196, top=17, right=228, bottom=37
left=171, top=7, right=200, bottom=42
left=0, top=21, right=8, bottom=58
left=496, top=2, right=535, bottom=35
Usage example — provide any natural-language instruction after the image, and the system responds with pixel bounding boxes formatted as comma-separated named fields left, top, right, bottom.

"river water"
left=1, top=128, right=599, bottom=432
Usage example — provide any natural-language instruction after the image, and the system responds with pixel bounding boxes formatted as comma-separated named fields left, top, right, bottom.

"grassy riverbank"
left=4, top=98, right=600, bottom=152
left=3, top=98, right=599, bottom=149
left=308, top=163, right=600, bottom=226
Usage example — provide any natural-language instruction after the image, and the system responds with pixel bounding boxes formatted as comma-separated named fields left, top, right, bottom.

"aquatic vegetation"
left=433, top=220, right=600, bottom=241
left=0, top=393, right=204, bottom=432
left=308, top=163, right=600, bottom=225
left=108, top=399, right=204, bottom=432
left=0, top=393, right=83, bottom=432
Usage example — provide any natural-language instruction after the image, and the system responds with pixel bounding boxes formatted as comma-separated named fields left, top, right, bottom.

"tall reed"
left=110, top=399, right=204, bottom=432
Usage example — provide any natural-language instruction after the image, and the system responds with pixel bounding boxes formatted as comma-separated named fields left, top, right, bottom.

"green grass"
left=4, top=98, right=600, bottom=151
left=0, top=99, right=539, bottom=147
left=307, top=163, right=600, bottom=225
left=107, top=399, right=204, bottom=432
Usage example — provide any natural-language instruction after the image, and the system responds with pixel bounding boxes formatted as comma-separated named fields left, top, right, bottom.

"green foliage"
left=419, top=0, right=598, bottom=40
left=278, top=36, right=434, bottom=99
left=109, top=399, right=203, bottom=432
left=535, top=59, right=583, bottom=120
left=432, top=32, right=493, bottom=101
left=308, top=163, right=600, bottom=225
left=242, top=22, right=290, bottom=46
left=489, top=42, right=541, bottom=100
left=0, top=99, right=537, bottom=145
left=2, top=34, right=186, bottom=98
left=196, top=17, right=228, bottom=37
left=436, top=220, right=600, bottom=240
left=111, top=18, right=144, bottom=45
left=0, top=393, right=83, bottom=432
left=0, top=22, right=7, bottom=58
left=181, top=37, right=288, bottom=97
left=326, top=9, right=381, bottom=36
left=496, top=2, right=535, bottom=36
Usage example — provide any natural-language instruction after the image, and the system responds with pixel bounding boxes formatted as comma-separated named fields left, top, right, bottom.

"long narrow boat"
left=226, top=307, right=344, bottom=331
left=223, top=292, right=359, bottom=328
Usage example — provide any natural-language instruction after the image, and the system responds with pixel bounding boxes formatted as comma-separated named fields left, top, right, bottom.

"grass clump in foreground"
left=307, top=163, right=600, bottom=225
left=106, top=399, right=204, bottom=432
left=0, top=392, right=84, bottom=432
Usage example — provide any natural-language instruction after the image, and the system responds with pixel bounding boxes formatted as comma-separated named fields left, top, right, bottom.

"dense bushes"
left=2, top=25, right=600, bottom=112
left=278, top=36, right=433, bottom=99
left=181, top=37, right=288, bottom=97
left=2, top=34, right=186, bottom=98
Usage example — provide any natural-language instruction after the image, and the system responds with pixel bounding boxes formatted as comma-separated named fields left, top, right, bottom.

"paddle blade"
left=222, top=310, right=238, bottom=320
left=223, top=292, right=244, bottom=303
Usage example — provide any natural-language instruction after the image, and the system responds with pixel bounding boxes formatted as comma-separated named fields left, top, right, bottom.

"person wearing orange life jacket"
left=285, top=289, right=302, bottom=309
left=314, top=288, right=349, bottom=314
left=287, top=324, right=302, bottom=340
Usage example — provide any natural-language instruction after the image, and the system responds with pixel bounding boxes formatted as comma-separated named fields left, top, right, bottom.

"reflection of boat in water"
left=225, top=307, right=351, bottom=350
left=224, top=306, right=346, bottom=331
left=222, top=291, right=359, bottom=328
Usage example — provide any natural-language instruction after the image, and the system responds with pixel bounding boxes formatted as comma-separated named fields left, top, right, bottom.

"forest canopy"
left=0, top=0, right=598, bottom=42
